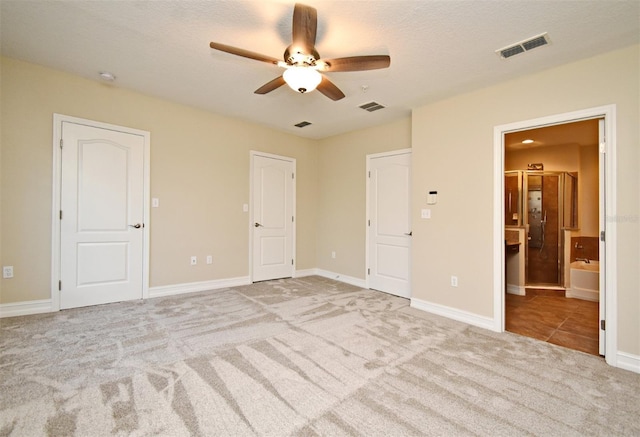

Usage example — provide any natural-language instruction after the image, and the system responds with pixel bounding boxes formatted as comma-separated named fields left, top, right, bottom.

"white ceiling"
left=1, top=1, right=638, bottom=139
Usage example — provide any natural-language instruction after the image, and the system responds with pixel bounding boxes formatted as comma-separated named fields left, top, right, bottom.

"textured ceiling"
left=1, top=0, right=638, bottom=139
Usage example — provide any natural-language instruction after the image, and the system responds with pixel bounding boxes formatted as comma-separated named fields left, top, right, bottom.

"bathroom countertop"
left=505, top=240, right=521, bottom=252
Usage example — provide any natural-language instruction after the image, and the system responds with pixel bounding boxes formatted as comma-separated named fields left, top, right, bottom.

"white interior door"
left=367, top=150, right=411, bottom=298
left=252, top=153, right=295, bottom=282
left=598, top=118, right=606, bottom=355
left=60, top=121, right=145, bottom=309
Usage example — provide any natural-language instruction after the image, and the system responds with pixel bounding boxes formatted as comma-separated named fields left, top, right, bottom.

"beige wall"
left=315, top=119, right=411, bottom=279
left=0, top=57, right=318, bottom=303
left=505, top=144, right=581, bottom=172
left=412, top=44, right=639, bottom=355
left=579, top=145, right=599, bottom=236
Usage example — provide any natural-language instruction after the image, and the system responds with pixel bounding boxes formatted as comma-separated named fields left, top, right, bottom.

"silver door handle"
left=129, top=223, right=142, bottom=229
left=254, top=222, right=263, bottom=228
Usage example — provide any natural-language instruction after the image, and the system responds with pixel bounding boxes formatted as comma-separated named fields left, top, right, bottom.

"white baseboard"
left=314, top=269, right=367, bottom=288
left=294, top=268, right=317, bottom=278
left=410, top=297, right=497, bottom=332
left=616, top=351, right=640, bottom=374
left=506, top=284, right=526, bottom=296
left=148, top=276, right=251, bottom=299
left=565, top=287, right=599, bottom=302
left=0, top=299, right=53, bottom=318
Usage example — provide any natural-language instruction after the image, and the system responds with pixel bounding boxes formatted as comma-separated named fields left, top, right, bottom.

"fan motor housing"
left=284, top=45, right=320, bottom=66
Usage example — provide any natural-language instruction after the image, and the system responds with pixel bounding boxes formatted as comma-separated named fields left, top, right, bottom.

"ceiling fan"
left=209, top=3, right=390, bottom=101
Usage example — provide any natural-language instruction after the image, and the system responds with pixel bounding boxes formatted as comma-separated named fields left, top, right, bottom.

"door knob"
left=404, top=231, right=412, bottom=236
left=254, top=222, right=263, bottom=228
left=129, top=223, right=142, bottom=229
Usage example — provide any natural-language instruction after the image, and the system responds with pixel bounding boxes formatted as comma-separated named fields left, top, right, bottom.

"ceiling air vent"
left=359, top=101, right=385, bottom=112
left=294, top=121, right=312, bottom=128
left=496, top=33, right=550, bottom=59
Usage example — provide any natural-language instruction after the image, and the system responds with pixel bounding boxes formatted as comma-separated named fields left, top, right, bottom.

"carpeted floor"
left=1, top=276, right=638, bottom=436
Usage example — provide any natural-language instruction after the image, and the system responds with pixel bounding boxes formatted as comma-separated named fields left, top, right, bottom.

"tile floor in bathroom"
left=505, top=289, right=600, bottom=356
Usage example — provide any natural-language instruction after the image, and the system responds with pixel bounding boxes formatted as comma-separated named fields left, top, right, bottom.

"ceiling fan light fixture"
left=209, top=3, right=389, bottom=101
left=283, top=66, right=321, bottom=93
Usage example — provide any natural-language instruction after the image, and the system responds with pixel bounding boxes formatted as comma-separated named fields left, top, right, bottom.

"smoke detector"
left=98, top=71, right=116, bottom=81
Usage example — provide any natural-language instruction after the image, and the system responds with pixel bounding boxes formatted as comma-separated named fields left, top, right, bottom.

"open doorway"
left=503, top=119, right=600, bottom=355
left=494, top=105, right=617, bottom=365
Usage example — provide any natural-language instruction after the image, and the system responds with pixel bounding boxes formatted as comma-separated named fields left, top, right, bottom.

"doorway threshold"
left=525, top=285, right=565, bottom=291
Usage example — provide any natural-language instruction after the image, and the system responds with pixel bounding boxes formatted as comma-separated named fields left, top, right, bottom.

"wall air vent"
left=496, top=32, right=551, bottom=59
left=359, top=101, right=385, bottom=112
left=294, top=121, right=312, bottom=128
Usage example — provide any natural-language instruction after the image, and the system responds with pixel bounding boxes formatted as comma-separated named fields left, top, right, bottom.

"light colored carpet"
left=1, top=276, right=638, bottom=436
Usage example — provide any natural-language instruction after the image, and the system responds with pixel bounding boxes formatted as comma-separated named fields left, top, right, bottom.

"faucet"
left=576, top=257, right=590, bottom=264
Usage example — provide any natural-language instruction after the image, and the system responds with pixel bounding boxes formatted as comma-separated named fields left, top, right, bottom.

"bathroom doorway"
left=503, top=118, right=602, bottom=355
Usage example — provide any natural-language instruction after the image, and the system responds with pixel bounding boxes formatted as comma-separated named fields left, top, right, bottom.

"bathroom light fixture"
left=522, top=139, right=534, bottom=144
left=283, top=66, right=322, bottom=93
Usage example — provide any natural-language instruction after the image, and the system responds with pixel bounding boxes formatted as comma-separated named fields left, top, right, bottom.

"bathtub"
left=566, top=260, right=599, bottom=301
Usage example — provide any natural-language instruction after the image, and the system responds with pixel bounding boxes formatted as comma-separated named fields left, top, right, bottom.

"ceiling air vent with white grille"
left=359, top=101, right=385, bottom=112
left=496, top=33, right=551, bottom=59
left=294, top=121, right=312, bottom=128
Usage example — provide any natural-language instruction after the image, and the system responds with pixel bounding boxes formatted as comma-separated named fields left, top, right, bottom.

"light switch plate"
left=152, top=198, right=159, bottom=208
left=3, top=266, right=14, bottom=279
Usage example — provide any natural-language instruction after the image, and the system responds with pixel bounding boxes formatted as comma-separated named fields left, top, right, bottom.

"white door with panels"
left=367, top=150, right=412, bottom=298
left=59, top=120, right=146, bottom=309
left=251, top=153, right=295, bottom=282
left=598, top=118, right=606, bottom=356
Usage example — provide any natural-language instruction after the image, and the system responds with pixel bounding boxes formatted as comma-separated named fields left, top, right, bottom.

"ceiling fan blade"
left=210, top=42, right=280, bottom=65
left=320, top=55, right=391, bottom=72
left=254, top=76, right=286, bottom=94
left=316, top=75, right=345, bottom=101
left=292, top=3, right=317, bottom=52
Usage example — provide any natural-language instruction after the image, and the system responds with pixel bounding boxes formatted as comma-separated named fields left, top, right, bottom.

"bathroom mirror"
left=563, top=172, right=578, bottom=229
left=504, top=171, right=522, bottom=226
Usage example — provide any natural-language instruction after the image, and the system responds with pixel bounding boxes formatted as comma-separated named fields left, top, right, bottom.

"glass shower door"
left=526, top=173, right=560, bottom=285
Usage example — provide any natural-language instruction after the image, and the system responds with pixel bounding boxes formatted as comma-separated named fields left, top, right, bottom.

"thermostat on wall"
left=427, top=191, right=437, bottom=205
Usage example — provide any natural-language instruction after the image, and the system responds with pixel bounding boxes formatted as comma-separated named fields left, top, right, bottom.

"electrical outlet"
left=451, top=275, right=458, bottom=287
left=206, top=255, right=213, bottom=265
left=190, top=256, right=197, bottom=266
left=331, top=251, right=336, bottom=259
left=3, top=266, right=14, bottom=279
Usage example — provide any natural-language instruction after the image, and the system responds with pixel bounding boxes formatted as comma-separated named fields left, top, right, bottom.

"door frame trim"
left=51, top=114, right=151, bottom=311
left=493, top=105, right=617, bottom=365
left=365, top=148, right=412, bottom=292
left=248, top=151, right=296, bottom=282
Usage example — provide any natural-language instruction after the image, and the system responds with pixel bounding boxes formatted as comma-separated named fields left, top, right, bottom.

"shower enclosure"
left=505, top=171, right=577, bottom=287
